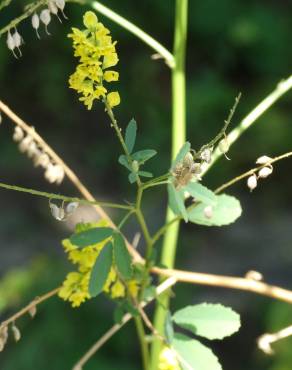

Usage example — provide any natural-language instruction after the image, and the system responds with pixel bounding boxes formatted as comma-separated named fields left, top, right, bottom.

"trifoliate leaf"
left=185, top=182, right=217, bottom=206
left=70, top=227, right=113, bottom=248
left=172, top=303, right=241, bottom=340
left=113, top=233, right=132, bottom=280
left=168, top=183, right=188, bottom=222
left=118, top=155, right=131, bottom=170
left=172, top=333, right=222, bottom=370
left=188, top=194, right=242, bottom=226
left=131, top=149, right=157, bottom=164
left=89, top=242, right=113, bottom=297
left=171, top=142, right=191, bottom=170
left=125, top=119, right=137, bottom=154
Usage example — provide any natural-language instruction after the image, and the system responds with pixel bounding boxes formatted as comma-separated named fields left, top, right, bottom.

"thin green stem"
left=150, top=1, right=188, bottom=369
left=90, top=1, right=175, bottom=68
left=118, top=210, right=135, bottom=229
left=134, top=316, right=149, bottom=370
left=0, top=182, right=132, bottom=210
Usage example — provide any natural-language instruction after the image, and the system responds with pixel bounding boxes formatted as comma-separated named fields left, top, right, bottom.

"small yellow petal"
left=103, top=70, right=119, bottom=82
left=83, top=11, right=98, bottom=28
left=107, top=91, right=120, bottom=108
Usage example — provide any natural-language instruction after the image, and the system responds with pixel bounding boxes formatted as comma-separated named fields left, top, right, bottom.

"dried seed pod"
left=13, top=126, right=24, bottom=142
left=40, top=9, right=51, bottom=35
left=203, top=205, right=213, bottom=219
left=200, top=147, right=212, bottom=163
left=49, top=202, right=66, bottom=221
left=0, top=325, right=8, bottom=352
left=32, top=13, right=40, bottom=39
left=256, top=155, right=272, bottom=165
left=48, top=0, right=62, bottom=22
left=11, top=323, right=21, bottom=342
left=28, top=305, right=37, bottom=318
left=66, top=202, right=79, bottom=214
left=247, top=174, right=257, bottom=191
left=258, top=166, right=273, bottom=179
left=34, top=152, right=50, bottom=168
left=55, top=0, right=68, bottom=19
left=18, top=135, right=33, bottom=152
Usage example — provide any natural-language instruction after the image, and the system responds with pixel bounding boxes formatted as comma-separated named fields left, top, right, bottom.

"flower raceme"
left=68, top=11, right=120, bottom=110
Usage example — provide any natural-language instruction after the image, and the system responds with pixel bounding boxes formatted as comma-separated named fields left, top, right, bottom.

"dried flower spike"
left=32, top=13, right=41, bottom=39
left=40, top=9, right=51, bottom=35
left=247, top=174, right=257, bottom=191
left=258, top=166, right=273, bottom=179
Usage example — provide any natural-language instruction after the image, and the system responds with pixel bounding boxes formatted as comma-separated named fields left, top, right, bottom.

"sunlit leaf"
left=188, top=194, right=242, bottom=226
left=89, top=242, right=113, bottom=297
left=185, top=182, right=217, bottom=206
left=125, top=119, right=137, bottom=154
left=172, top=333, right=222, bottom=370
left=172, top=303, right=241, bottom=340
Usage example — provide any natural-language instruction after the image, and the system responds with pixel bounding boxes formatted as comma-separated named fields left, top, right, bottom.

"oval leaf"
left=168, top=183, right=188, bottom=222
left=172, top=333, right=222, bottom=370
left=89, top=242, right=113, bottom=297
left=131, top=149, right=157, bottom=164
left=113, top=233, right=132, bottom=280
left=185, top=182, right=217, bottom=206
left=118, top=154, right=131, bottom=170
left=172, top=303, right=241, bottom=340
left=138, top=170, right=153, bottom=178
left=125, top=119, right=137, bottom=154
left=128, top=172, right=138, bottom=184
left=171, top=142, right=191, bottom=170
left=188, top=194, right=242, bottom=226
left=70, top=227, right=113, bottom=248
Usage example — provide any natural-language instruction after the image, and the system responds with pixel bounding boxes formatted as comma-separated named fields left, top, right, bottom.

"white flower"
left=40, top=9, right=51, bottom=35
left=44, top=163, right=65, bottom=184
left=18, top=135, right=33, bottom=152
left=258, top=166, right=273, bottom=179
left=32, top=13, right=40, bottom=39
left=13, top=126, right=24, bottom=142
left=247, top=174, right=257, bottom=191
left=34, top=152, right=50, bottom=168
left=256, top=155, right=272, bottom=165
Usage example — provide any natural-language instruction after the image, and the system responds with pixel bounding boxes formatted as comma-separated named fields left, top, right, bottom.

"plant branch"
left=0, top=287, right=60, bottom=328
left=0, top=182, right=133, bottom=210
left=134, top=316, right=149, bottom=370
left=257, top=324, right=292, bottom=355
left=90, top=1, right=175, bottom=68
left=72, top=277, right=177, bottom=370
left=151, top=267, right=292, bottom=304
left=202, top=75, right=292, bottom=176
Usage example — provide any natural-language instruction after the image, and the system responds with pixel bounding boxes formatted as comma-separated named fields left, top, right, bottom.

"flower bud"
left=55, top=0, right=67, bottom=19
left=48, top=1, right=62, bottom=22
left=204, top=205, right=213, bottom=219
left=13, top=126, right=24, bottom=141
left=28, top=305, right=37, bottom=318
left=32, top=13, right=40, bottom=39
left=27, top=142, right=38, bottom=158
left=13, top=30, right=22, bottom=48
left=256, top=155, right=272, bottom=165
left=40, top=9, right=51, bottom=35
left=45, top=163, right=65, bottom=184
left=34, top=152, right=50, bottom=168
left=6, top=31, right=15, bottom=51
left=11, top=323, right=21, bottom=342
left=218, top=137, right=229, bottom=154
left=247, top=174, right=257, bottom=191
left=131, top=160, right=139, bottom=173
left=0, top=325, right=8, bottom=352
left=18, top=135, right=33, bottom=152
left=258, top=166, right=273, bottom=179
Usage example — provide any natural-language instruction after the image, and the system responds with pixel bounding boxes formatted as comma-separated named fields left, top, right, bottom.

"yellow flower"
left=111, top=280, right=125, bottom=298
left=68, top=11, right=120, bottom=110
left=127, top=280, right=139, bottom=298
left=158, top=347, right=180, bottom=370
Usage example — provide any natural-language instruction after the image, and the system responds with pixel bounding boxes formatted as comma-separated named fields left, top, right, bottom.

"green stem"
left=134, top=317, right=150, bottom=370
left=0, top=182, right=132, bottom=210
left=150, top=1, right=188, bottom=369
left=90, top=1, right=175, bottom=68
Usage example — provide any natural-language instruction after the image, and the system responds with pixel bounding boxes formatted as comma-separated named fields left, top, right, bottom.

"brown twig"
left=0, top=287, right=60, bottom=328
left=151, top=267, right=292, bottom=304
left=0, top=100, right=142, bottom=263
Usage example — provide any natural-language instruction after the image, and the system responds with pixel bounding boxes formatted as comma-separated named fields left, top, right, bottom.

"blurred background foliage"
left=0, top=0, right=292, bottom=369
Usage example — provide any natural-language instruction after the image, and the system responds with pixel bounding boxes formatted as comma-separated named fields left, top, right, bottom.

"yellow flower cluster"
left=68, top=11, right=120, bottom=110
left=59, top=221, right=138, bottom=307
left=158, top=346, right=180, bottom=370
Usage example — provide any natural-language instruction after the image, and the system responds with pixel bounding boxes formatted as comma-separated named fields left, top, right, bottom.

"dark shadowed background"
left=0, top=0, right=292, bottom=369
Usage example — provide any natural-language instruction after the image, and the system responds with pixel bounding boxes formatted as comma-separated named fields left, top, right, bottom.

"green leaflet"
left=172, top=303, right=241, bottom=340
left=113, top=232, right=132, bottom=280
left=171, top=142, right=191, bottom=170
left=70, top=227, right=113, bottom=248
left=125, top=119, right=137, bottom=154
left=168, top=183, right=188, bottom=222
left=172, top=333, right=222, bottom=370
left=188, top=194, right=242, bottom=226
left=131, top=149, right=157, bottom=164
left=89, top=242, right=113, bottom=297
left=185, top=182, right=217, bottom=206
